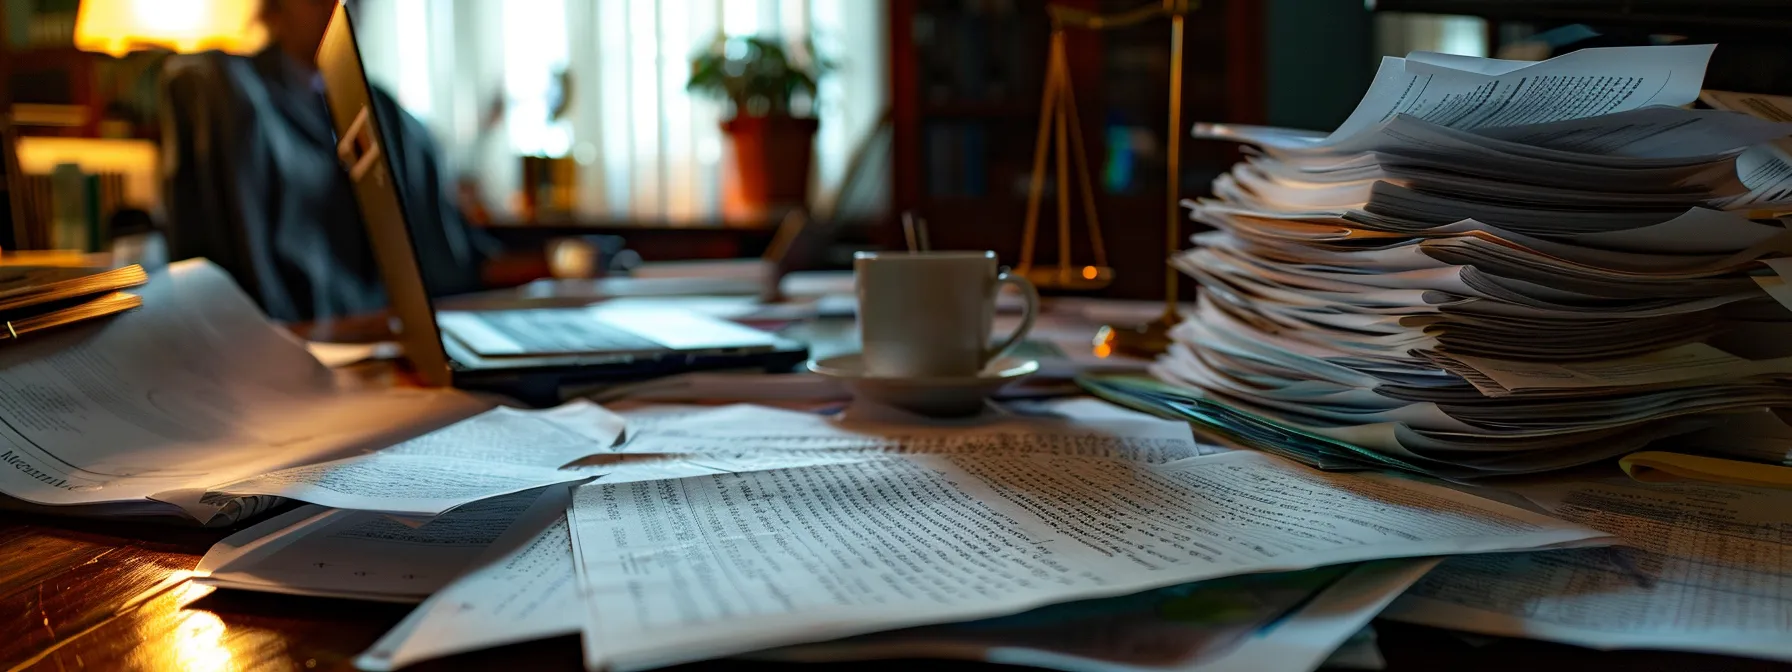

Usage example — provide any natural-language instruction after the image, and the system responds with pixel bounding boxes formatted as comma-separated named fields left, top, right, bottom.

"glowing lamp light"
left=75, top=0, right=265, bottom=57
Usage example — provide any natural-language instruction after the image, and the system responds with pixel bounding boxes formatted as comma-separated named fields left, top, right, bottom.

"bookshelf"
left=2, top=5, right=21, bottom=250
left=887, top=0, right=1264, bottom=299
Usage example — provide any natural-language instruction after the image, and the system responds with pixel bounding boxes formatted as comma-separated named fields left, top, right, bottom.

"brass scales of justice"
left=1013, top=0, right=1197, bottom=358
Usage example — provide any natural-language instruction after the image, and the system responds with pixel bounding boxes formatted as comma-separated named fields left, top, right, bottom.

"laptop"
left=315, top=3, right=808, bottom=405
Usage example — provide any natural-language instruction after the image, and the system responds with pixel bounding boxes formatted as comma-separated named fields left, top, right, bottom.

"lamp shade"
left=74, top=0, right=267, bottom=57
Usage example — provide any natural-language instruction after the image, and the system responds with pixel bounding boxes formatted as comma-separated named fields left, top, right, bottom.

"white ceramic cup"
left=854, top=251, right=1039, bottom=378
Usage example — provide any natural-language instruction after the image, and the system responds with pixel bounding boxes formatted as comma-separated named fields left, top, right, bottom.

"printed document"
left=359, top=505, right=1419, bottom=672
left=359, top=511, right=583, bottom=670
left=574, top=403, right=1215, bottom=486
left=566, top=451, right=1609, bottom=671
left=614, top=403, right=1207, bottom=463
left=1435, top=343, right=1792, bottom=396
left=1385, top=479, right=1792, bottom=660
left=195, top=486, right=566, bottom=602
left=764, top=559, right=1439, bottom=672
left=207, top=401, right=624, bottom=517
left=1328, top=45, right=1714, bottom=143
left=0, top=260, right=483, bottom=522
left=1701, top=90, right=1792, bottom=207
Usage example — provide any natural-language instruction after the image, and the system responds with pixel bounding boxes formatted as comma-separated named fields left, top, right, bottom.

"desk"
left=4, top=296, right=1787, bottom=671
left=0, top=508, right=1781, bottom=671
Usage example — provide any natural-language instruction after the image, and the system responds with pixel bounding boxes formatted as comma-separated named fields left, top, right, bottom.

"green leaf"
left=684, top=32, right=827, bottom=117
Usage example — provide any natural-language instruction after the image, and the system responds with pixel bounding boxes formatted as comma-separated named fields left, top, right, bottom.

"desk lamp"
left=73, top=0, right=265, bottom=57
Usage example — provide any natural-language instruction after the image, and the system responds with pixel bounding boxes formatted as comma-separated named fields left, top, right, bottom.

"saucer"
left=807, top=354, right=1040, bottom=417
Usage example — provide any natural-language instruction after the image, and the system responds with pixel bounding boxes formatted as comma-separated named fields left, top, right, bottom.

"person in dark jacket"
left=161, top=0, right=492, bottom=323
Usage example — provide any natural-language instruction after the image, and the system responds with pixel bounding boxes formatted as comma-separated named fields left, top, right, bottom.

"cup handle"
left=984, top=270, right=1039, bottom=366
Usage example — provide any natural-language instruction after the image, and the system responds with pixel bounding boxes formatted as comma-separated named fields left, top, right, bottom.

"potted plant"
left=687, top=35, right=827, bottom=216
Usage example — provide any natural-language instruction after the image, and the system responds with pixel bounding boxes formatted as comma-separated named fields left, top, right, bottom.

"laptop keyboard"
left=476, top=309, right=662, bottom=353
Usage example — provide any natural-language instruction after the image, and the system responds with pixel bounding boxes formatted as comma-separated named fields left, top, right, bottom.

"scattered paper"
left=613, top=403, right=1208, bottom=464
left=567, top=450, right=1609, bottom=671
left=358, top=505, right=582, bottom=670
left=0, top=260, right=484, bottom=523
left=564, top=403, right=1218, bottom=492
left=762, top=559, right=1438, bottom=672
left=1700, top=89, right=1792, bottom=208
left=1328, top=46, right=1714, bottom=145
left=1385, top=478, right=1792, bottom=661
left=207, top=401, right=624, bottom=516
left=195, top=486, right=566, bottom=602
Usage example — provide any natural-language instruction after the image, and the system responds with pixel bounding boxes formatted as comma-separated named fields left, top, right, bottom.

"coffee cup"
left=854, top=251, right=1039, bottom=378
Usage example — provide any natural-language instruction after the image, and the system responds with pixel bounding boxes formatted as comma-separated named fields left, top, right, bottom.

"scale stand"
left=1015, top=24, right=1113, bottom=291
left=1020, top=1, right=1198, bottom=358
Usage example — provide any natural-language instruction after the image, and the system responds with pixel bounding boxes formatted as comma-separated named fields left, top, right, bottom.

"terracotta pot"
left=721, top=114, right=818, bottom=215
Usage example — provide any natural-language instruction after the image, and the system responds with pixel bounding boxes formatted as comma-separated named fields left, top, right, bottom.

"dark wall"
left=1264, top=0, right=1376, bottom=131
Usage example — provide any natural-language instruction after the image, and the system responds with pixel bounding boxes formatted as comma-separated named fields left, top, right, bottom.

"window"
left=357, top=0, right=888, bottom=223
left=1375, top=13, right=1489, bottom=59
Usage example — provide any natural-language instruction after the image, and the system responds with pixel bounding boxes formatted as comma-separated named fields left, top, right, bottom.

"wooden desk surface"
left=4, top=316, right=1787, bottom=671
left=3, top=508, right=1786, bottom=672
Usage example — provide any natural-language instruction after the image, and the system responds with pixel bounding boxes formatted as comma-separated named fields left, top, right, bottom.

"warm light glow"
left=75, top=0, right=265, bottom=57
left=1081, top=265, right=1099, bottom=280
left=168, top=610, right=232, bottom=672
left=15, top=137, right=161, bottom=208
left=1093, top=342, right=1113, bottom=359
left=124, top=579, right=246, bottom=672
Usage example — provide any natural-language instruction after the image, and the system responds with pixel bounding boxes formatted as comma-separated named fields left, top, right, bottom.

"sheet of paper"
left=1007, top=396, right=1194, bottom=424
left=1471, top=106, right=1792, bottom=160
left=1385, top=479, right=1792, bottom=661
left=613, top=403, right=1207, bottom=464
left=1563, top=207, right=1789, bottom=255
left=358, top=511, right=582, bottom=670
left=564, top=402, right=1215, bottom=491
left=1702, top=90, right=1792, bottom=208
left=1435, top=343, right=1792, bottom=396
left=306, top=340, right=402, bottom=368
left=586, top=372, right=848, bottom=403
left=206, top=401, right=623, bottom=516
left=194, top=485, right=566, bottom=602
left=0, top=259, right=485, bottom=520
left=612, top=403, right=722, bottom=440
left=1318, top=626, right=1384, bottom=671
left=1726, top=146, right=1792, bottom=208
left=567, top=450, right=1610, bottom=671
left=1329, top=46, right=1713, bottom=143
left=1406, top=50, right=1532, bottom=76
left=761, top=559, right=1437, bottom=672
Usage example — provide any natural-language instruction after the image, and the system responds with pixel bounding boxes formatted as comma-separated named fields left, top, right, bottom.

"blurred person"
left=161, top=0, right=492, bottom=324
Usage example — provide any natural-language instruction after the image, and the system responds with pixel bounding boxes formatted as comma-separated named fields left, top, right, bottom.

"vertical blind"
left=357, top=0, right=888, bottom=223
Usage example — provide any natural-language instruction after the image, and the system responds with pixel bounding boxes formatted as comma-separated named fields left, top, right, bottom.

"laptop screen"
left=315, top=2, right=454, bottom=386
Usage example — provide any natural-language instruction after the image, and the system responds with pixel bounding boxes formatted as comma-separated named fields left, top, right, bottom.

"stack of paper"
left=1158, top=45, right=1792, bottom=479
